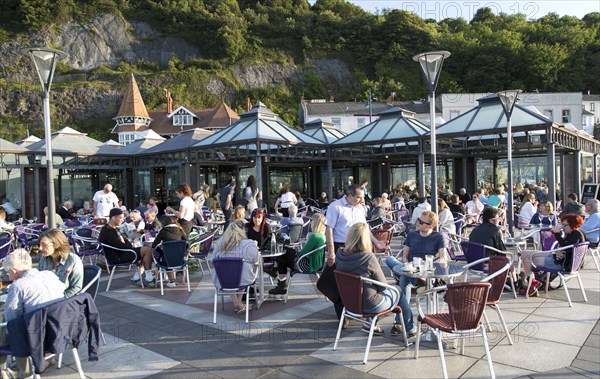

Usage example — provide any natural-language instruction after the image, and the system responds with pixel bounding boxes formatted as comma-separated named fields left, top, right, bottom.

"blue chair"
left=459, top=241, right=488, bottom=272
left=0, top=237, right=13, bottom=264
left=154, top=240, right=190, bottom=296
left=70, top=234, right=102, bottom=265
left=212, top=257, right=256, bottom=324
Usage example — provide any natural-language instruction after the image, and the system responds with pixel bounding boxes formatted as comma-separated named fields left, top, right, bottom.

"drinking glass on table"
left=425, top=255, right=434, bottom=271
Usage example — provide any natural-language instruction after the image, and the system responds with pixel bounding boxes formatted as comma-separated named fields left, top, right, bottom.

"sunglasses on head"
left=417, top=218, right=431, bottom=226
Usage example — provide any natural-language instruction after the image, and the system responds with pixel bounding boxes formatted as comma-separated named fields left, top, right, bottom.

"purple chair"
left=459, top=241, right=487, bottom=272
left=0, top=237, right=13, bottom=262
left=527, top=242, right=589, bottom=307
left=14, top=226, right=40, bottom=252
left=188, top=229, right=217, bottom=275
left=212, top=257, right=256, bottom=324
left=70, top=234, right=102, bottom=265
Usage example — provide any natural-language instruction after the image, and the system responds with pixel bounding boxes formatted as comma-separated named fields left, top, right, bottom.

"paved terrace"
left=40, top=246, right=599, bottom=379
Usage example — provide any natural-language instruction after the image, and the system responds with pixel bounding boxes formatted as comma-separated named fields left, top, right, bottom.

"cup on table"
left=419, top=263, right=427, bottom=273
left=425, top=255, right=434, bottom=271
left=404, top=263, right=414, bottom=271
left=413, top=257, right=423, bottom=267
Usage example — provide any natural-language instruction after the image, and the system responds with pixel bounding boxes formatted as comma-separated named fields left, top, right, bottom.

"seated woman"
left=518, top=193, right=538, bottom=227
left=38, top=228, right=84, bottom=298
left=529, top=200, right=557, bottom=226
left=144, top=209, right=162, bottom=231
left=268, top=213, right=327, bottom=295
left=152, top=216, right=187, bottom=288
left=336, top=223, right=415, bottom=337
left=519, top=214, right=585, bottom=296
left=211, top=219, right=259, bottom=313
left=437, top=199, right=456, bottom=234
left=246, top=208, right=272, bottom=250
left=233, top=205, right=247, bottom=222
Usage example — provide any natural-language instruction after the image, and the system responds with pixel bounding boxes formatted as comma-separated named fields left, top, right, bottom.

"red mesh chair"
left=333, top=270, right=408, bottom=364
left=527, top=242, right=589, bottom=307
left=463, top=255, right=514, bottom=345
left=414, top=282, right=494, bottom=379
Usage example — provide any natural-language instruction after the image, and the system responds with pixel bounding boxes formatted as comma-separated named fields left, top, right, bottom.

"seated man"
left=465, top=193, right=484, bottom=224
left=1, top=249, right=65, bottom=378
left=559, top=193, right=585, bottom=217
left=278, top=204, right=304, bottom=242
left=98, top=208, right=155, bottom=286
left=579, top=199, right=599, bottom=247
left=57, top=200, right=77, bottom=220
left=448, top=194, right=466, bottom=219
left=469, top=207, right=507, bottom=255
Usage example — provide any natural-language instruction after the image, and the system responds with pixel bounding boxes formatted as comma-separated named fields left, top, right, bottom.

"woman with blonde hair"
left=437, top=199, right=456, bottom=234
left=233, top=205, right=247, bottom=222
left=38, top=228, right=83, bottom=298
left=211, top=219, right=259, bottom=313
left=268, top=213, right=327, bottom=295
left=336, top=223, right=414, bottom=336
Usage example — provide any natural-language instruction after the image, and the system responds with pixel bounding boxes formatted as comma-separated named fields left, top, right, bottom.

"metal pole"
left=43, top=91, right=56, bottom=228
left=506, top=115, right=514, bottom=236
left=430, top=90, right=437, bottom=214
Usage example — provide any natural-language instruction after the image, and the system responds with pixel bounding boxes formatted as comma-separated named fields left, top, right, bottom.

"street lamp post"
left=413, top=50, right=450, bottom=214
left=497, top=89, right=522, bottom=236
left=21, top=47, right=68, bottom=229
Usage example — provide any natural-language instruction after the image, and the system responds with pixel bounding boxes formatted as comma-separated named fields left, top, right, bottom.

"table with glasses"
left=256, top=247, right=285, bottom=309
left=393, top=262, right=465, bottom=345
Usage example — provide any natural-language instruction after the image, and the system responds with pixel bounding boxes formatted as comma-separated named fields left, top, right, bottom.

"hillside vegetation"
left=0, top=0, right=598, bottom=141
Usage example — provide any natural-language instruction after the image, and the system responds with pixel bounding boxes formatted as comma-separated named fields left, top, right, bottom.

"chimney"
left=246, top=97, right=252, bottom=112
left=164, top=89, right=173, bottom=114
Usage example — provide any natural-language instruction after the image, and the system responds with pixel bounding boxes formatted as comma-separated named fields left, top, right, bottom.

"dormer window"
left=173, top=114, right=193, bottom=126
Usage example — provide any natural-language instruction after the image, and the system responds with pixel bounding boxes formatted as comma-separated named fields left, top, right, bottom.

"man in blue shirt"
left=580, top=199, right=599, bottom=247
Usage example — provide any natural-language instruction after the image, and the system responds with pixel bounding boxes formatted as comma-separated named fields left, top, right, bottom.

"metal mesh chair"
left=414, top=282, right=494, bottom=379
left=459, top=241, right=487, bottom=271
left=527, top=242, right=589, bottom=307
left=188, top=229, right=217, bottom=275
left=212, top=257, right=257, bottom=324
left=333, top=270, right=408, bottom=364
left=0, top=237, right=13, bottom=264
left=100, top=243, right=141, bottom=291
left=463, top=255, right=514, bottom=345
left=284, top=244, right=326, bottom=303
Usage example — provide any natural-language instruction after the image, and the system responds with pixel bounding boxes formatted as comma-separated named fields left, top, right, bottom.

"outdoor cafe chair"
left=14, top=226, right=41, bottom=253
left=414, top=281, right=494, bottom=379
left=79, top=264, right=107, bottom=346
left=70, top=233, right=102, bottom=265
left=526, top=242, right=589, bottom=307
left=100, top=243, right=142, bottom=291
left=333, top=270, right=408, bottom=364
left=283, top=244, right=326, bottom=303
left=188, top=229, right=218, bottom=275
left=463, top=255, right=514, bottom=345
left=212, top=257, right=257, bottom=324
left=0, top=237, right=13, bottom=266
left=153, top=240, right=190, bottom=296
left=444, top=233, right=468, bottom=263
left=584, top=227, right=599, bottom=272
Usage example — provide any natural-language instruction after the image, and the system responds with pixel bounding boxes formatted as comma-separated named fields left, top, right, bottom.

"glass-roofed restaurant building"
left=0, top=91, right=598, bottom=220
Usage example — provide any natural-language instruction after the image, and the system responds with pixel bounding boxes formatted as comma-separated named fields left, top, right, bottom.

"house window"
left=562, top=109, right=571, bottom=123
left=591, top=103, right=596, bottom=112
left=119, top=133, right=135, bottom=145
left=449, top=111, right=459, bottom=119
left=543, top=110, right=553, bottom=120
left=331, top=117, right=342, bottom=129
left=356, top=118, right=366, bottom=129
left=173, top=114, right=193, bottom=126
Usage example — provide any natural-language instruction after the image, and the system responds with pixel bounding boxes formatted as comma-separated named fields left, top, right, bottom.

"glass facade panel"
left=582, top=154, right=594, bottom=185
left=0, top=167, right=23, bottom=219
left=134, top=170, right=151, bottom=206
left=390, top=165, right=418, bottom=189
left=165, top=166, right=181, bottom=206
left=269, top=167, right=307, bottom=207
left=59, top=172, right=94, bottom=209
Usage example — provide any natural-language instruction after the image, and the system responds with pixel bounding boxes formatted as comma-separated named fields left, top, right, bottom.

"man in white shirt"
left=93, top=183, right=119, bottom=219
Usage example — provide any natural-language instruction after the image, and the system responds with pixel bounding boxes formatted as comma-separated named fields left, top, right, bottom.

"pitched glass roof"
left=332, top=107, right=429, bottom=147
left=435, top=95, right=552, bottom=138
left=25, top=127, right=103, bottom=155
left=193, top=102, right=324, bottom=148
left=303, top=119, right=347, bottom=143
left=0, top=138, right=28, bottom=153
left=142, top=128, right=213, bottom=154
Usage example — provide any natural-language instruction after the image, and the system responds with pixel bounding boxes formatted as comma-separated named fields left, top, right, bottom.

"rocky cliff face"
left=0, top=13, right=352, bottom=137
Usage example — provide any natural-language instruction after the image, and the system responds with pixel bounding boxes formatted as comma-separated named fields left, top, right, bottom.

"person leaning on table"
left=0, top=249, right=65, bottom=378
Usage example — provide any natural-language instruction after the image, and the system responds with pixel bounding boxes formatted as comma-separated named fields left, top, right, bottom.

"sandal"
left=235, top=304, right=253, bottom=314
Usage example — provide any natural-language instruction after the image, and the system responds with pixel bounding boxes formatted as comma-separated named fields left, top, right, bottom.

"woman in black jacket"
left=152, top=216, right=187, bottom=288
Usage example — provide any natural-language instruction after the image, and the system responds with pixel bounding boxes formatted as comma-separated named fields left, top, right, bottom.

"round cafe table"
left=256, top=248, right=286, bottom=309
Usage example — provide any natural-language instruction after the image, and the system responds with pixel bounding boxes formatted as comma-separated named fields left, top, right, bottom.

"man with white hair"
left=1, top=248, right=65, bottom=377
left=58, top=199, right=76, bottom=220
left=93, top=183, right=119, bottom=219
left=580, top=199, right=599, bottom=247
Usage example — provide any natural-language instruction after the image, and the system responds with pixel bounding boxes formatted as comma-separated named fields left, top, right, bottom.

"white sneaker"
left=166, top=281, right=177, bottom=288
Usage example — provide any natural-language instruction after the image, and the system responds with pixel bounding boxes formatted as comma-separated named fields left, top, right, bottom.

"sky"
left=307, top=1, right=600, bottom=21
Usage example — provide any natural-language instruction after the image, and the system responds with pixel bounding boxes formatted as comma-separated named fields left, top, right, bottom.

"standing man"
left=93, top=183, right=119, bottom=219
left=319, top=184, right=385, bottom=320
left=579, top=199, right=599, bottom=247
left=217, top=180, right=236, bottom=228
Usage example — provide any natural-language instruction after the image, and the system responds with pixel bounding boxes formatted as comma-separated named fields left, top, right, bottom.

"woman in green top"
left=268, top=213, right=326, bottom=295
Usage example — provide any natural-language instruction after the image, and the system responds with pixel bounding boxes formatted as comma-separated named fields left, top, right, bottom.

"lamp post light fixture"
left=497, top=89, right=522, bottom=236
left=413, top=50, right=451, bottom=214
left=21, top=47, right=68, bottom=229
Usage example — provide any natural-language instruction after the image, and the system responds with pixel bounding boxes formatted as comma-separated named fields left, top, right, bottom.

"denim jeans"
left=385, top=256, right=416, bottom=331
